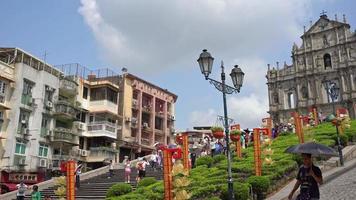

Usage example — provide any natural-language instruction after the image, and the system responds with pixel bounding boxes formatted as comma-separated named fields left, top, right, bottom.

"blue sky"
left=1, top=0, right=355, bottom=130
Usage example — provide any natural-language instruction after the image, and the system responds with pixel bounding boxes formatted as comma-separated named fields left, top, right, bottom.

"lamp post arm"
left=206, top=77, right=240, bottom=94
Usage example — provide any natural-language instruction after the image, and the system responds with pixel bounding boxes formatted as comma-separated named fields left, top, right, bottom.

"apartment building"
left=0, top=48, right=62, bottom=186
left=57, top=64, right=121, bottom=170
left=118, top=73, right=177, bottom=161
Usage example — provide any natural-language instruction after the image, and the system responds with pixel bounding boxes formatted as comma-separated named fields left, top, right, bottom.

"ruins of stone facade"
left=266, top=14, right=356, bottom=124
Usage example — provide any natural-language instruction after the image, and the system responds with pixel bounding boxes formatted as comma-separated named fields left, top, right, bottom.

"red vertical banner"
left=66, top=161, right=75, bottom=200
left=313, top=108, right=319, bottom=126
left=253, top=129, right=262, bottom=176
left=293, top=112, right=304, bottom=144
left=236, top=141, right=242, bottom=158
left=262, top=118, right=272, bottom=138
left=163, top=150, right=173, bottom=200
left=181, top=133, right=189, bottom=170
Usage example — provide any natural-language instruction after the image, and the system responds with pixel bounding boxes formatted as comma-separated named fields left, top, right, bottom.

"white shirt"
left=16, top=183, right=28, bottom=196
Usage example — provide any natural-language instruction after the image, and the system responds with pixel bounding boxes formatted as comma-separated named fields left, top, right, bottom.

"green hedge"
left=137, top=177, right=157, bottom=188
left=196, top=156, right=213, bottom=167
left=106, top=183, right=132, bottom=198
left=247, top=176, right=270, bottom=195
left=220, top=182, right=250, bottom=200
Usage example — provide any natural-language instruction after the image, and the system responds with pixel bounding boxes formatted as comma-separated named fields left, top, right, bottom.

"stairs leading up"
left=22, top=167, right=163, bottom=200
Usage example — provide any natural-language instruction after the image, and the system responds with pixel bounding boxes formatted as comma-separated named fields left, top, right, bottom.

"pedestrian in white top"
left=16, top=181, right=28, bottom=200
left=108, top=160, right=114, bottom=178
left=150, top=152, right=158, bottom=171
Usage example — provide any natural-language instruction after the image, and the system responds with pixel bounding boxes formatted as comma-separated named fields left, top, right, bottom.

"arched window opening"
left=324, top=54, right=332, bottom=69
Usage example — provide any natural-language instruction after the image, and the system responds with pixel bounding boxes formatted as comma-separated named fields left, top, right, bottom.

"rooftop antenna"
left=43, top=50, right=49, bottom=64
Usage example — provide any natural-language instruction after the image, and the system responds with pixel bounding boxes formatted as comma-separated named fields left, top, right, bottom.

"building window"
left=0, top=80, right=6, bottom=95
left=38, top=144, right=49, bottom=157
left=324, top=54, right=332, bottom=69
left=83, top=87, right=88, bottom=99
left=15, top=142, right=26, bottom=155
left=288, top=92, right=295, bottom=109
left=301, top=86, right=308, bottom=99
left=44, top=85, right=54, bottom=103
left=41, top=115, right=50, bottom=137
left=18, top=110, right=30, bottom=134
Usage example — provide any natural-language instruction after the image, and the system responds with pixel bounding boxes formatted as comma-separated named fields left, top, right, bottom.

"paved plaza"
left=320, top=166, right=356, bottom=200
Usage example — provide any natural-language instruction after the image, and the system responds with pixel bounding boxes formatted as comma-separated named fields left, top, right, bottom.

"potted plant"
left=175, top=135, right=183, bottom=145
left=230, top=130, right=242, bottom=142
left=211, top=126, right=224, bottom=139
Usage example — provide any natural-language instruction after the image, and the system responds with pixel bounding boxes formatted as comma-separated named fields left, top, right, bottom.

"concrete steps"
left=21, top=168, right=163, bottom=200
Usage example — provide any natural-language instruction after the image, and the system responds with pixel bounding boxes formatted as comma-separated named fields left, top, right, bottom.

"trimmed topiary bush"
left=220, top=182, right=250, bottom=200
left=247, top=176, right=270, bottom=200
left=106, top=183, right=132, bottom=198
left=196, top=156, right=214, bottom=167
left=213, top=154, right=226, bottom=164
left=137, top=177, right=157, bottom=188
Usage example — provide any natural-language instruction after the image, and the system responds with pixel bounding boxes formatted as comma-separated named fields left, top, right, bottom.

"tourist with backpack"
left=136, top=158, right=148, bottom=183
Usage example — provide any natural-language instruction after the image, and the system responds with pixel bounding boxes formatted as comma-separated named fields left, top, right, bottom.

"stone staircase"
left=23, top=167, right=163, bottom=200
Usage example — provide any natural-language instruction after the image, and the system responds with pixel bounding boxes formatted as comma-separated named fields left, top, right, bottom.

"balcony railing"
left=51, top=128, right=78, bottom=145
left=59, top=77, right=78, bottom=97
left=141, top=138, right=151, bottom=146
left=53, top=100, right=78, bottom=120
left=86, top=147, right=117, bottom=162
left=87, top=121, right=117, bottom=139
left=89, top=100, right=118, bottom=114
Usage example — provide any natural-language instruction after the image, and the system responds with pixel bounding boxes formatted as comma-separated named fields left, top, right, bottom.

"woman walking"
left=124, top=158, right=131, bottom=183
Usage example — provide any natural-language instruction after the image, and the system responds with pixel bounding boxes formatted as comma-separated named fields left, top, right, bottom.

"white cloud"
left=79, top=0, right=311, bottom=74
left=189, top=109, right=218, bottom=127
left=78, top=0, right=315, bottom=128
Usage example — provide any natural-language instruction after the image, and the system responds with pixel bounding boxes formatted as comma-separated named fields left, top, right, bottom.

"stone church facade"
left=266, top=14, right=356, bottom=124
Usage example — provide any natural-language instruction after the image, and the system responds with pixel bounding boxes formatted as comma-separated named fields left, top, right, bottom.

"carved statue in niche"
left=273, top=93, right=279, bottom=104
left=315, top=55, right=322, bottom=68
left=323, top=35, right=329, bottom=46
left=301, top=86, right=308, bottom=99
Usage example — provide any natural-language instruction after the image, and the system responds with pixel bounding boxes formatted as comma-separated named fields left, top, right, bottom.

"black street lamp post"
left=322, top=78, right=344, bottom=166
left=197, top=49, right=245, bottom=200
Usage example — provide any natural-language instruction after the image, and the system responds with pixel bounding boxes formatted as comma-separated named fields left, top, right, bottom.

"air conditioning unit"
left=39, top=159, right=47, bottom=167
left=143, top=122, right=148, bottom=128
left=45, top=87, right=53, bottom=92
left=19, top=158, right=26, bottom=166
left=77, top=149, right=82, bottom=156
left=131, top=118, right=137, bottom=124
left=46, top=101, right=53, bottom=108
left=21, top=119, right=28, bottom=124
left=76, top=122, right=85, bottom=130
left=125, top=117, right=131, bottom=122
left=132, top=99, right=138, bottom=105
left=171, top=115, right=175, bottom=120
left=81, top=150, right=88, bottom=157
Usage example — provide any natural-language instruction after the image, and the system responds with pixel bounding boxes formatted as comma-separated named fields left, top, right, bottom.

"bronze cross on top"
left=320, top=10, right=327, bottom=16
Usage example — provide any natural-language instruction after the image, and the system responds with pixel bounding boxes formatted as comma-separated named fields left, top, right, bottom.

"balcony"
left=86, top=121, right=117, bottom=139
left=59, top=77, right=78, bottom=97
left=132, top=99, right=139, bottom=110
left=89, top=100, right=118, bottom=116
left=0, top=94, right=10, bottom=110
left=53, top=101, right=79, bottom=121
left=142, top=105, right=152, bottom=113
left=85, top=147, right=118, bottom=163
left=141, top=138, right=151, bottom=146
left=51, top=128, right=78, bottom=145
